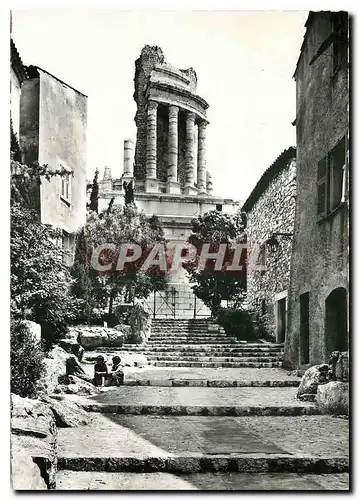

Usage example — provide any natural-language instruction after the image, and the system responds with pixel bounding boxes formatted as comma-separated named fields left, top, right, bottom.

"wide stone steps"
left=122, top=345, right=283, bottom=353
left=147, top=355, right=281, bottom=363
left=150, top=360, right=282, bottom=368
left=128, top=350, right=283, bottom=358
left=147, top=339, right=239, bottom=345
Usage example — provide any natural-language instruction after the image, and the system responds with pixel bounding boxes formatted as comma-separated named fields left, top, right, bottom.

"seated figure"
left=93, top=355, right=108, bottom=387
left=66, top=355, right=93, bottom=383
left=107, top=356, right=124, bottom=386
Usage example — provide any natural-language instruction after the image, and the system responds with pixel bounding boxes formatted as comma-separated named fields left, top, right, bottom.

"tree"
left=183, top=210, right=247, bottom=316
left=72, top=204, right=169, bottom=316
left=11, top=157, right=81, bottom=347
left=88, top=168, right=99, bottom=213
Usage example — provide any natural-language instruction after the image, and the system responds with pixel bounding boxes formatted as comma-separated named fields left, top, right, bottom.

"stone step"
left=148, top=337, right=234, bottom=342
left=55, top=471, right=350, bottom=491
left=147, top=355, right=281, bottom=363
left=131, top=351, right=283, bottom=358
left=124, top=379, right=300, bottom=388
left=121, top=345, right=284, bottom=353
left=141, top=343, right=282, bottom=348
left=57, top=413, right=349, bottom=475
left=147, top=339, right=239, bottom=345
left=150, top=361, right=282, bottom=368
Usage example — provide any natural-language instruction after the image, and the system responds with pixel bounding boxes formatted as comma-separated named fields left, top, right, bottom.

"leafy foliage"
left=88, top=168, right=99, bottom=213
left=10, top=319, right=45, bottom=398
left=11, top=157, right=80, bottom=347
left=218, top=307, right=257, bottom=341
left=184, top=210, right=247, bottom=316
left=71, top=204, right=169, bottom=317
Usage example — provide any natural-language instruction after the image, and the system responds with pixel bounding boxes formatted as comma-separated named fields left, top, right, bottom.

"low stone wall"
left=68, top=325, right=128, bottom=349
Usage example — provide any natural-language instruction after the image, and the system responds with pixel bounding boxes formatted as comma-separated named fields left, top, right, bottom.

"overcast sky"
left=12, top=9, right=308, bottom=202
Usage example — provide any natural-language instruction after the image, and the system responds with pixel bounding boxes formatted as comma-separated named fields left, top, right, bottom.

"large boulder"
left=69, top=325, right=125, bottom=349
left=11, top=451, right=47, bottom=490
left=11, top=394, right=57, bottom=489
left=54, top=375, right=100, bottom=396
left=113, top=351, right=148, bottom=368
left=127, top=304, right=151, bottom=344
left=296, top=364, right=330, bottom=399
left=36, top=346, right=68, bottom=395
left=316, top=381, right=349, bottom=416
left=40, top=395, right=92, bottom=428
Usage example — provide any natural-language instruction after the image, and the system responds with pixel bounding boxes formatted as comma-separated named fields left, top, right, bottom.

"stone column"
left=123, top=139, right=134, bottom=177
left=145, top=101, right=159, bottom=193
left=184, top=111, right=198, bottom=196
left=206, top=170, right=213, bottom=195
left=197, top=121, right=207, bottom=195
left=166, top=105, right=181, bottom=194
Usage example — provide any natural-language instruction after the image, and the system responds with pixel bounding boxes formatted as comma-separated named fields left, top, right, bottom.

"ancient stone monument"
left=98, top=45, right=240, bottom=318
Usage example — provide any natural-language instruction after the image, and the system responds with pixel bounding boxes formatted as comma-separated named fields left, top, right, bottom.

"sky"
left=11, top=9, right=308, bottom=202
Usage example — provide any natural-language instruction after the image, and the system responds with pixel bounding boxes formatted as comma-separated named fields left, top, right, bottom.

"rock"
left=55, top=375, right=100, bottom=396
left=11, top=451, right=47, bottom=490
left=316, top=381, right=349, bottom=416
left=69, top=326, right=125, bottom=349
left=296, top=364, right=330, bottom=398
left=36, top=346, right=68, bottom=395
left=40, top=395, right=92, bottom=427
left=298, top=393, right=316, bottom=402
left=11, top=394, right=57, bottom=489
left=127, top=304, right=151, bottom=344
left=22, top=320, right=41, bottom=342
left=335, top=352, right=349, bottom=382
left=116, top=351, right=148, bottom=368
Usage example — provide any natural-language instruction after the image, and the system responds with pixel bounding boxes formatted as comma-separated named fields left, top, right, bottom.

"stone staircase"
left=122, top=318, right=284, bottom=368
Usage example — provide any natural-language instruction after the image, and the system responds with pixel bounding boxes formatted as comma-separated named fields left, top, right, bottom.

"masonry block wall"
left=244, top=150, right=296, bottom=340
left=284, top=12, right=349, bottom=369
left=134, top=45, right=164, bottom=181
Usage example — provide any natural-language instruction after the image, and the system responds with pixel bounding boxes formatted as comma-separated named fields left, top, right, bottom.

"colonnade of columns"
left=145, top=100, right=208, bottom=195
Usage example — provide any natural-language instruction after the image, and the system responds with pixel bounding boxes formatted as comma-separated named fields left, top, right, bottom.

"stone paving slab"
left=58, top=414, right=349, bottom=459
left=56, top=471, right=349, bottom=490
left=68, top=386, right=310, bottom=408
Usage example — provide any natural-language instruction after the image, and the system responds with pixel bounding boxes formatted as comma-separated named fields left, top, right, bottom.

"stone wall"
left=244, top=153, right=296, bottom=340
left=284, top=12, right=349, bottom=369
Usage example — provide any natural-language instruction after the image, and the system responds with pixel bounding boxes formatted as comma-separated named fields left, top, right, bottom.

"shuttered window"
left=317, top=156, right=328, bottom=218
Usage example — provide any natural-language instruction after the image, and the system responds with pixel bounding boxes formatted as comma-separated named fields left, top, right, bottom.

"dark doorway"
left=325, top=287, right=348, bottom=355
left=300, top=292, right=310, bottom=364
left=276, top=298, right=286, bottom=343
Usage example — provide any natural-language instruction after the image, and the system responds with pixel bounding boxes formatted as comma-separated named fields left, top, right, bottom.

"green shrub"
left=11, top=320, right=45, bottom=398
left=218, top=307, right=258, bottom=341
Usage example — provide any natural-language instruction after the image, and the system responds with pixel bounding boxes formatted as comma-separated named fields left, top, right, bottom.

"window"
left=317, top=135, right=347, bottom=218
left=60, top=163, right=72, bottom=204
left=62, top=230, right=74, bottom=266
left=216, top=204, right=223, bottom=212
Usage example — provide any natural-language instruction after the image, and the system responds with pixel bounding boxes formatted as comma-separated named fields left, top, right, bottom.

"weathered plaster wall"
left=37, top=69, right=87, bottom=233
left=19, top=69, right=87, bottom=234
left=10, top=67, right=21, bottom=138
left=245, top=159, right=296, bottom=339
left=284, top=13, right=349, bottom=369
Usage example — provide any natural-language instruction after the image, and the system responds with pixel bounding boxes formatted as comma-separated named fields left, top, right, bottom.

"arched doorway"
left=325, top=287, right=348, bottom=355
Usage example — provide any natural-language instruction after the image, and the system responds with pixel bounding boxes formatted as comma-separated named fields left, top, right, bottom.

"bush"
left=11, top=319, right=45, bottom=398
left=218, top=307, right=258, bottom=341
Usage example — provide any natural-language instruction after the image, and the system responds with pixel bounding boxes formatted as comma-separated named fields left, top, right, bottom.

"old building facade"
left=284, top=12, right=349, bottom=369
left=98, top=45, right=240, bottom=318
left=243, top=148, right=296, bottom=342
left=18, top=63, right=88, bottom=265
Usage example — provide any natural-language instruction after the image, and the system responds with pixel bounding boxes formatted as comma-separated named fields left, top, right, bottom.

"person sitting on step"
left=106, top=356, right=124, bottom=386
left=93, top=355, right=108, bottom=387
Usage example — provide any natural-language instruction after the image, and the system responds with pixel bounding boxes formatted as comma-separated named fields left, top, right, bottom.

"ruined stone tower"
left=98, top=45, right=240, bottom=318
left=132, top=45, right=210, bottom=195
